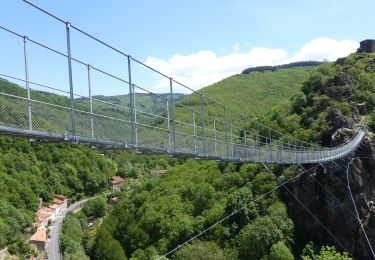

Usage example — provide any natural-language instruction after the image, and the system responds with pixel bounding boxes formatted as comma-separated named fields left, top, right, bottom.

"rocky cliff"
left=282, top=51, right=375, bottom=259
left=285, top=134, right=374, bottom=259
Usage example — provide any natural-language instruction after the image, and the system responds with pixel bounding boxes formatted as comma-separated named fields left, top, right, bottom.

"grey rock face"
left=285, top=134, right=375, bottom=259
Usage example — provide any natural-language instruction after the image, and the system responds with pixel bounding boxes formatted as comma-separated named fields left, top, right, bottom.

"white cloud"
left=144, top=37, right=358, bottom=92
left=291, top=37, right=358, bottom=62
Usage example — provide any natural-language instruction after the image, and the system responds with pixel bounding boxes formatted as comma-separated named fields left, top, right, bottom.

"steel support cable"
left=0, top=25, right=184, bottom=111
left=261, top=162, right=354, bottom=259
left=319, top=158, right=375, bottom=258
left=158, top=164, right=319, bottom=259
left=297, top=163, right=360, bottom=223
left=21, top=0, right=316, bottom=149
left=6, top=4, right=367, bottom=158
left=0, top=23, right=208, bottom=127
left=319, top=162, right=349, bottom=189
left=0, top=73, right=129, bottom=112
left=345, top=158, right=375, bottom=258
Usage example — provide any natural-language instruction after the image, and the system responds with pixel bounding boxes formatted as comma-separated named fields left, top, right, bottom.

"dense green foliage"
left=60, top=215, right=89, bottom=260
left=84, top=55, right=375, bottom=259
left=256, top=53, right=375, bottom=145
left=0, top=136, right=115, bottom=254
left=88, top=160, right=294, bottom=259
left=82, top=196, right=108, bottom=218
left=173, top=240, right=227, bottom=260
left=4, top=52, right=374, bottom=259
left=301, top=243, right=351, bottom=260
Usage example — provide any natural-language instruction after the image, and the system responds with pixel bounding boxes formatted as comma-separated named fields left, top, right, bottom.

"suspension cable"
left=158, top=164, right=318, bottom=259
left=20, top=0, right=318, bottom=148
left=297, top=163, right=359, bottom=221
left=345, top=158, right=375, bottom=258
left=261, top=162, right=354, bottom=259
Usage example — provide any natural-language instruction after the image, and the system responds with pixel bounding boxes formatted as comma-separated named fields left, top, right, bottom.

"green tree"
left=225, top=186, right=257, bottom=229
left=236, top=202, right=293, bottom=259
left=93, top=229, right=127, bottom=260
left=268, top=241, right=294, bottom=260
left=301, top=245, right=351, bottom=260
left=173, top=240, right=227, bottom=260
left=83, top=196, right=108, bottom=218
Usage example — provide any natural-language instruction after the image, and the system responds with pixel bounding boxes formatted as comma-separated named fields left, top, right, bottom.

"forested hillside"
left=0, top=137, right=115, bottom=256
left=2, top=52, right=374, bottom=259
left=0, top=135, right=175, bottom=258
left=256, top=51, right=375, bottom=259
left=86, top=53, right=375, bottom=259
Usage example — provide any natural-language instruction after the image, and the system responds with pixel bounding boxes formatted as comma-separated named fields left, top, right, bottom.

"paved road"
left=46, top=198, right=90, bottom=260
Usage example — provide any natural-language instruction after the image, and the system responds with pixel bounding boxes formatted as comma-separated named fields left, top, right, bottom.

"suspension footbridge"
left=0, top=2, right=367, bottom=164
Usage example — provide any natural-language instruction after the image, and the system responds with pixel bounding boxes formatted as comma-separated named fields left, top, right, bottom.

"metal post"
left=192, top=110, right=197, bottom=154
left=166, top=100, right=171, bottom=151
left=256, top=123, right=260, bottom=162
left=230, top=124, right=233, bottom=159
left=213, top=118, right=217, bottom=156
left=295, top=140, right=298, bottom=163
left=170, top=78, right=176, bottom=153
left=320, top=148, right=322, bottom=162
left=200, top=94, right=206, bottom=155
left=66, top=22, right=76, bottom=138
left=132, top=83, right=138, bottom=145
left=127, top=56, right=137, bottom=146
left=269, top=129, right=272, bottom=162
left=23, top=36, right=32, bottom=131
left=224, top=107, right=229, bottom=159
left=87, top=65, right=94, bottom=138
left=242, top=116, right=247, bottom=161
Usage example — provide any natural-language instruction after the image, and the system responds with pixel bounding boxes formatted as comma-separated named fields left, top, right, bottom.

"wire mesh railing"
left=0, top=2, right=367, bottom=164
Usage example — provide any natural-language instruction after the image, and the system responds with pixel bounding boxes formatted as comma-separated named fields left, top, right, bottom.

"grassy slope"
left=181, top=67, right=316, bottom=118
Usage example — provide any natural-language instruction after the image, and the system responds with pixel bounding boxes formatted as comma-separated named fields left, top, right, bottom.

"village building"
left=33, top=211, right=51, bottom=230
left=32, top=195, right=68, bottom=230
left=110, top=176, right=125, bottom=190
left=40, top=207, right=56, bottom=222
left=48, top=203, right=61, bottom=215
left=54, top=195, right=68, bottom=212
left=29, top=229, right=47, bottom=252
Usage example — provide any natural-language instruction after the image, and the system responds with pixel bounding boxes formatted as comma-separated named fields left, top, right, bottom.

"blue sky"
left=0, top=0, right=373, bottom=96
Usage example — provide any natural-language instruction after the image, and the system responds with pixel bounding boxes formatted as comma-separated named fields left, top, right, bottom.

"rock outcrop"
left=284, top=131, right=375, bottom=259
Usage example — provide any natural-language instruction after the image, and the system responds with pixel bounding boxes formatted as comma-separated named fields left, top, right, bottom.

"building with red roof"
left=29, top=229, right=47, bottom=251
left=110, top=176, right=125, bottom=190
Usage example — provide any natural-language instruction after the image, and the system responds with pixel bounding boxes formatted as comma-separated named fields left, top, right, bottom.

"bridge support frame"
left=66, top=22, right=76, bottom=138
left=127, top=56, right=137, bottom=147
left=213, top=118, right=217, bottom=156
left=87, top=64, right=94, bottom=139
left=224, top=107, right=229, bottom=159
left=242, top=115, right=247, bottom=161
left=192, top=110, right=197, bottom=154
left=23, top=36, right=32, bottom=131
left=200, top=94, right=206, bottom=155
left=169, top=78, right=176, bottom=153
left=166, top=99, right=171, bottom=151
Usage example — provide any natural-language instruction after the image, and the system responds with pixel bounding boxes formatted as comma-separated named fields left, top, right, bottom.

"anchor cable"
left=158, top=164, right=318, bottom=259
